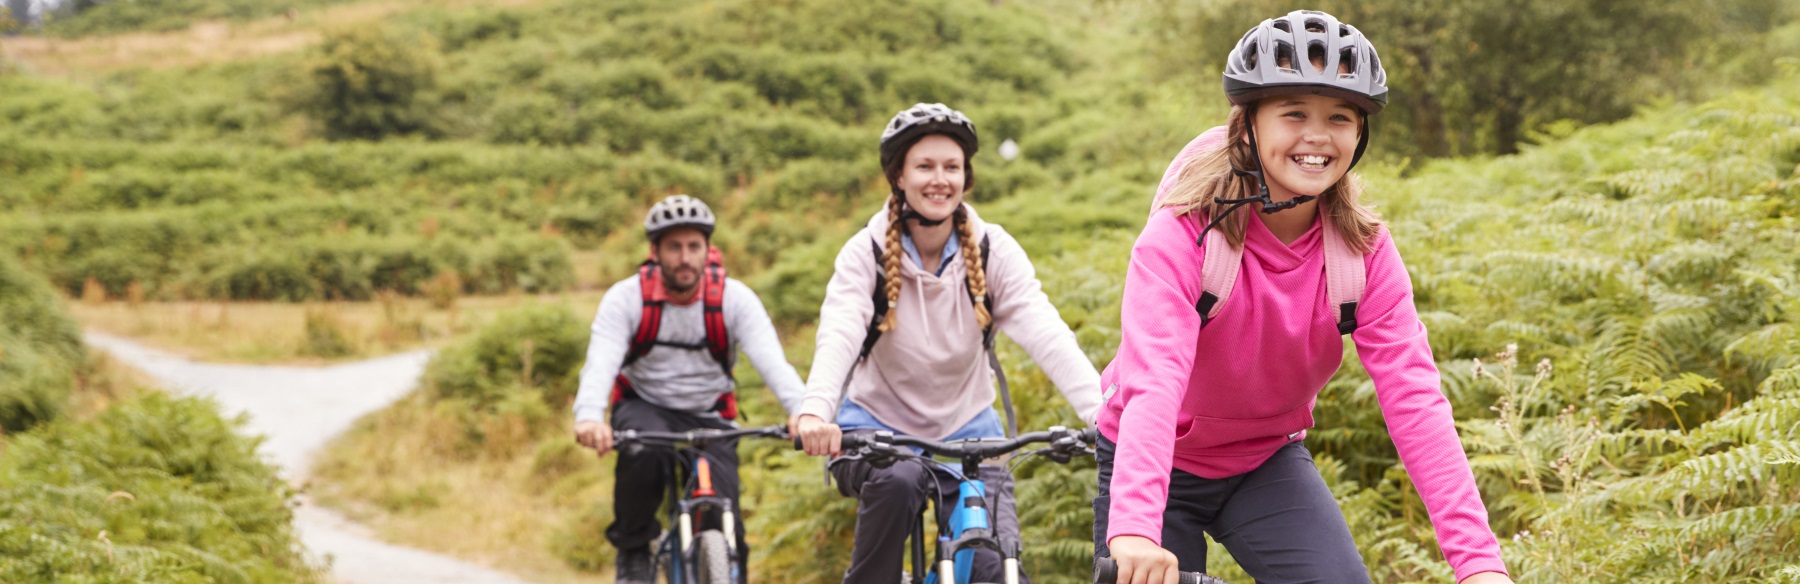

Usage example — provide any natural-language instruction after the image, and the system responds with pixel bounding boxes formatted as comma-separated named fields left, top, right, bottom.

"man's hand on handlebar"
left=1108, top=535, right=1181, bottom=584
left=575, top=420, right=614, bottom=457
left=794, top=414, right=842, bottom=457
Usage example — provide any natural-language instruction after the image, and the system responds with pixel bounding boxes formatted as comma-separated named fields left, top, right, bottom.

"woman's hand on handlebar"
left=793, top=414, right=842, bottom=457
left=1108, top=535, right=1181, bottom=584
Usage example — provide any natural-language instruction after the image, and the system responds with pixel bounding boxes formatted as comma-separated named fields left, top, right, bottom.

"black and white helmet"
left=878, top=103, right=979, bottom=170
left=643, top=194, right=716, bottom=241
left=1223, top=10, right=1388, bottom=115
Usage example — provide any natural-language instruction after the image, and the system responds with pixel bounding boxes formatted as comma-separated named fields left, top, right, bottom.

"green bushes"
left=296, top=23, right=443, bottom=140
left=0, top=254, right=84, bottom=434
left=0, top=393, right=321, bottom=583
left=424, top=303, right=587, bottom=417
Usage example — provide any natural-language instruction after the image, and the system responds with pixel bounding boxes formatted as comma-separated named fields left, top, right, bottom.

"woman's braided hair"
left=877, top=136, right=990, bottom=332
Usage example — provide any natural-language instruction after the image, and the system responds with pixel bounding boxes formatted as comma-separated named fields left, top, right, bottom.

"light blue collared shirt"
left=901, top=232, right=960, bottom=277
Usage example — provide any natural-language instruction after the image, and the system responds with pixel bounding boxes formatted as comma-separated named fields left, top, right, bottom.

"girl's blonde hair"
left=1156, top=104, right=1382, bottom=253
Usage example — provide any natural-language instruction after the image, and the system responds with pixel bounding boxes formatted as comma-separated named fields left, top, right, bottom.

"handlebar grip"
left=793, top=432, right=872, bottom=452
left=1093, top=556, right=1215, bottom=584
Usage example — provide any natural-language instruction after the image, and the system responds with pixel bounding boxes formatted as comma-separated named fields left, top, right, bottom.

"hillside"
left=4, top=0, right=1799, bottom=582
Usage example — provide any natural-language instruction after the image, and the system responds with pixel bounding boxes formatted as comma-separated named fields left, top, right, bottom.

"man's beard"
left=665, top=268, right=701, bottom=293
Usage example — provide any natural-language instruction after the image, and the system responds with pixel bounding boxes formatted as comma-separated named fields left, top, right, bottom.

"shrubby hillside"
left=6, top=0, right=1799, bottom=581
left=0, top=255, right=320, bottom=582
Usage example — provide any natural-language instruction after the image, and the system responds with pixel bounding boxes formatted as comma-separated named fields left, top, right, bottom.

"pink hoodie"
left=1098, top=203, right=1508, bottom=580
left=801, top=204, right=1102, bottom=439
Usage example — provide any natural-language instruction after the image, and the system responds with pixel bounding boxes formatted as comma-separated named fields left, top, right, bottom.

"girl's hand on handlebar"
left=1108, top=535, right=1180, bottom=584
left=794, top=414, right=842, bottom=457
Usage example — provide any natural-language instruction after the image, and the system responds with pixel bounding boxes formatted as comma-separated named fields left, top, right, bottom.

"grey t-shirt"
left=573, top=276, right=804, bottom=424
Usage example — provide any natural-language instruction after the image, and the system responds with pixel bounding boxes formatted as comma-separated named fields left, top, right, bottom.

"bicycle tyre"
left=694, top=530, right=733, bottom=584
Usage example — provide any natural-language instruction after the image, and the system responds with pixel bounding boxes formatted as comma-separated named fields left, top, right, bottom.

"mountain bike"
left=820, top=426, right=1098, bottom=584
left=613, top=425, right=789, bottom=584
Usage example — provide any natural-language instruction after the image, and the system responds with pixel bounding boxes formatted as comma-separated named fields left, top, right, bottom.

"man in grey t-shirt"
left=572, top=195, right=804, bottom=584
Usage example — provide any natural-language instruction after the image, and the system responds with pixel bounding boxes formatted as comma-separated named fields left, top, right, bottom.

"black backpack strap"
left=970, top=234, right=1015, bottom=438
left=858, top=237, right=888, bottom=362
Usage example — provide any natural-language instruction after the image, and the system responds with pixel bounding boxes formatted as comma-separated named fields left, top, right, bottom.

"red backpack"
left=609, top=246, right=741, bottom=420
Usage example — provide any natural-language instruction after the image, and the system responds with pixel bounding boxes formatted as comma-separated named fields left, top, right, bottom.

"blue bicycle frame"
left=835, top=428, right=1093, bottom=584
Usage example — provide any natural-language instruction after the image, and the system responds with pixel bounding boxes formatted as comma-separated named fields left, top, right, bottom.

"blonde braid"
left=879, top=195, right=905, bottom=332
left=956, top=206, right=992, bottom=329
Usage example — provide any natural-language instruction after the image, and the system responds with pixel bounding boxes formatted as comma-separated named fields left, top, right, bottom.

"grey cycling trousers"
left=1093, top=436, right=1370, bottom=583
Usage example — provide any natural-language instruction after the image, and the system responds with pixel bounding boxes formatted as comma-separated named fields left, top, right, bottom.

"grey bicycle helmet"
left=1223, top=10, right=1388, bottom=115
left=878, top=103, right=979, bottom=170
left=643, top=194, right=716, bottom=241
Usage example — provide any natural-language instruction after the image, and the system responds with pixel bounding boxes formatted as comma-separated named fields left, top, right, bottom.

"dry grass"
left=0, top=0, right=543, bottom=78
left=308, top=392, right=614, bottom=584
left=68, top=290, right=606, bottom=365
left=67, top=350, right=154, bottom=420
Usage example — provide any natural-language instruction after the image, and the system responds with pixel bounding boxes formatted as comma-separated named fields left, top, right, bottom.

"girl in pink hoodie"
left=1098, top=11, right=1513, bottom=584
left=794, top=103, right=1102, bottom=583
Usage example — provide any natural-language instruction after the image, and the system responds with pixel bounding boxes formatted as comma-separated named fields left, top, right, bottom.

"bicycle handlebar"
left=1093, top=556, right=1226, bottom=584
left=795, top=426, right=1097, bottom=463
left=614, top=425, right=789, bottom=452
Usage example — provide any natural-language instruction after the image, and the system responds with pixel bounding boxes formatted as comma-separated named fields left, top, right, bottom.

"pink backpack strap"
left=1197, top=222, right=1243, bottom=324
left=1151, top=126, right=1230, bottom=215
left=1320, top=218, right=1365, bottom=334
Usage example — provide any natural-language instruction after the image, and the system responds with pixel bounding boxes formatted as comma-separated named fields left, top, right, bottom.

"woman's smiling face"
left=898, top=134, right=967, bottom=223
left=1250, top=94, right=1363, bottom=201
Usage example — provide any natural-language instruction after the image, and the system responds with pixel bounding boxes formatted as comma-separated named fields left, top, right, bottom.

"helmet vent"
left=1339, top=24, right=1353, bottom=37
left=1308, top=42, right=1326, bottom=73
left=1242, top=42, right=1259, bottom=71
left=1338, top=47, right=1357, bottom=75
left=1275, top=42, right=1297, bottom=74
left=1304, top=18, right=1326, bottom=33
left=1272, top=20, right=1291, bottom=32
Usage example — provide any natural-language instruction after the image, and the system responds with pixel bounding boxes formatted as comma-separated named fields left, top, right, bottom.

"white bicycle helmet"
left=878, top=103, right=979, bottom=170
left=643, top=194, right=716, bottom=240
left=1223, top=10, right=1388, bottom=115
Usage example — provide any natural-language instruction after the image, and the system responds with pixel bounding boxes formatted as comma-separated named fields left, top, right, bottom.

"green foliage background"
left=6, top=0, right=1800, bottom=581
left=0, top=244, right=320, bottom=581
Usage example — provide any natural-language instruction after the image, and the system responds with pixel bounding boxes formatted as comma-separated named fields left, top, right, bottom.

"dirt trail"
left=84, top=331, right=528, bottom=584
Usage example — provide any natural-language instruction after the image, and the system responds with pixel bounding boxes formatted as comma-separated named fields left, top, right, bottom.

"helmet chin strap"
left=892, top=188, right=950, bottom=227
left=1198, top=125, right=1317, bottom=246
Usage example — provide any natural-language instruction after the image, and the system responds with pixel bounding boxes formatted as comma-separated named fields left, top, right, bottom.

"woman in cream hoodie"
left=793, top=103, right=1101, bottom=583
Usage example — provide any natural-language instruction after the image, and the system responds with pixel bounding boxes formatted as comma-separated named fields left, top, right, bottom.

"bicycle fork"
left=675, top=457, right=740, bottom=582
left=924, top=479, right=1021, bottom=584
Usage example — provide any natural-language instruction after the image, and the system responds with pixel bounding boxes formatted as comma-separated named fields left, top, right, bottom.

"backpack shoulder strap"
left=1320, top=222, right=1365, bottom=335
left=858, top=237, right=888, bottom=362
left=971, top=233, right=1016, bottom=437
left=700, top=246, right=732, bottom=376
left=624, top=260, right=665, bottom=367
left=1196, top=223, right=1243, bottom=327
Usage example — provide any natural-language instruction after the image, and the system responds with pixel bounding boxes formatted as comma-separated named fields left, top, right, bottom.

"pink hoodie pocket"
left=1172, top=404, right=1314, bottom=460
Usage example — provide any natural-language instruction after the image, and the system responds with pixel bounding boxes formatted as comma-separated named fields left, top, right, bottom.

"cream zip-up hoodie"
left=800, top=204, right=1101, bottom=439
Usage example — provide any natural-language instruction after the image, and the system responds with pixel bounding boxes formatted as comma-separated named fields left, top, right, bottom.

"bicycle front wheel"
left=694, top=530, right=733, bottom=584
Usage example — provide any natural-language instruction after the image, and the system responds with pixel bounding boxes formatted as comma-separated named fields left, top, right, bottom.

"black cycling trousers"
left=830, top=453, right=1032, bottom=584
left=606, top=398, right=747, bottom=579
left=1092, top=436, right=1370, bottom=584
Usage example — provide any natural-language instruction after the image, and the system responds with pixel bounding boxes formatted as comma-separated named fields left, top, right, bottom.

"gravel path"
left=84, top=331, right=529, bottom=584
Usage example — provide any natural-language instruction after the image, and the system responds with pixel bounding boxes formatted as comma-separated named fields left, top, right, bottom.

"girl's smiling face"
left=1250, top=94, right=1363, bottom=202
